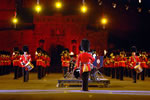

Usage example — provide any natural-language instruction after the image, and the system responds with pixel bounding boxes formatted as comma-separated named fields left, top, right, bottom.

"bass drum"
left=74, top=68, right=80, bottom=79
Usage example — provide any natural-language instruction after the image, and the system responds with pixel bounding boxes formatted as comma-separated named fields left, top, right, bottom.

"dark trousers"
left=119, top=67, right=124, bottom=80
left=141, top=68, right=145, bottom=80
left=18, top=67, right=23, bottom=78
left=129, top=69, right=132, bottom=78
left=148, top=68, right=150, bottom=77
left=38, top=66, right=42, bottom=79
left=14, top=66, right=19, bottom=79
left=107, top=68, right=111, bottom=77
left=124, top=68, right=129, bottom=77
left=111, top=68, right=115, bottom=78
left=0, top=66, right=3, bottom=75
left=62, top=67, right=68, bottom=78
left=23, top=68, right=29, bottom=82
left=132, top=69, right=137, bottom=83
left=82, top=72, right=89, bottom=91
left=116, top=67, right=120, bottom=79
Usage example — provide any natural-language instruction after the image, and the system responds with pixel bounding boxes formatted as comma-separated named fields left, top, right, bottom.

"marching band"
left=0, top=44, right=150, bottom=85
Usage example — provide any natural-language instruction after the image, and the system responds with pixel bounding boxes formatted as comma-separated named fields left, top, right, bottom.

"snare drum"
left=134, top=64, right=143, bottom=73
left=26, top=62, right=34, bottom=71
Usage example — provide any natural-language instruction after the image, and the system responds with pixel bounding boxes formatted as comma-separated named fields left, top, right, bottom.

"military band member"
left=139, top=51, right=148, bottom=80
left=114, top=53, right=120, bottom=79
left=103, top=56, right=110, bottom=76
left=35, top=48, right=43, bottom=79
left=61, top=50, right=70, bottom=78
left=110, top=53, right=115, bottom=78
left=118, top=51, right=127, bottom=80
left=12, top=47, right=20, bottom=79
left=20, top=46, right=32, bottom=82
left=129, top=46, right=140, bottom=83
left=74, top=39, right=95, bottom=91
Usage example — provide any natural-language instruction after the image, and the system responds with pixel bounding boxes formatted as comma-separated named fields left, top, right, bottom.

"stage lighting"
left=101, top=18, right=108, bottom=25
left=55, top=1, right=62, bottom=9
left=81, top=5, right=87, bottom=13
left=35, top=4, right=42, bottom=13
left=12, top=17, right=18, bottom=24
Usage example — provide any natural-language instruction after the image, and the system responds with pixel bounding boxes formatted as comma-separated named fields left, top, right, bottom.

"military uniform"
left=35, top=48, right=43, bottom=79
left=75, top=39, right=95, bottom=91
left=139, top=54, right=148, bottom=80
left=61, top=51, right=70, bottom=78
left=12, top=50, right=20, bottom=79
left=20, top=46, right=32, bottom=82
left=118, top=54, right=127, bottom=80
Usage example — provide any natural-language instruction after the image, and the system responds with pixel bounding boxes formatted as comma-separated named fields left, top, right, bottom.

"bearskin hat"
left=80, top=39, right=90, bottom=52
left=131, top=46, right=137, bottom=53
left=37, top=47, right=42, bottom=53
left=13, top=47, right=19, bottom=52
left=23, top=45, right=29, bottom=52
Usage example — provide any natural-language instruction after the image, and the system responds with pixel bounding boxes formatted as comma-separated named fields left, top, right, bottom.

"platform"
left=57, top=79, right=110, bottom=88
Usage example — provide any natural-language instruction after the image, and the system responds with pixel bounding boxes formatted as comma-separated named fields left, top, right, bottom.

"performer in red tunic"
left=20, top=46, right=32, bottom=82
left=139, top=51, right=148, bottom=80
left=74, top=39, right=95, bottom=91
left=61, top=50, right=70, bottom=78
left=118, top=51, right=127, bottom=80
left=35, top=48, right=43, bottom=79
left=129, top=46, right=140, bottom=83
left=12, top=47, right=20, bottom=79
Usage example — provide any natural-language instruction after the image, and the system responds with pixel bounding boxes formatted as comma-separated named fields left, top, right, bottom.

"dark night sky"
left=17, top=0, right=150, bottom=50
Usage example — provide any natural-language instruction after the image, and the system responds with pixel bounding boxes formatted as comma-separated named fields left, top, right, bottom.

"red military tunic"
left=11, top=54, right=20, bottom=67
left=45, top=56, right=50, bottom=67
left=35, top=56, right=43, bottom=66
left=103, top=58, right=110, bottom=68
left=75, top=52, right=95, bottom=74
left=139, top=56, right=148, bottom=68
left=110, top=57, right=114, bottom=68
left=42, top=56, right=46, bottom=68
left=61, top=56, right=70, bottom=67
left=19, top=54, right=32, bottom=70
left=129, top=56, right=140, bottom=69
left=114, top=56, right=119, bottom=68
left=118, top=56, right=127, bottom=67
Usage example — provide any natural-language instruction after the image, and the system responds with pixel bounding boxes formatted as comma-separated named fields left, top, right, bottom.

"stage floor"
left=0, top=73, right=150, bottom=100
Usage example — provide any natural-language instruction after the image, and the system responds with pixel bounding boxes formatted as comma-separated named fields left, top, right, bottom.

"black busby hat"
left=37, top=47, right=42, bottom=53
left=131, top=46, right=137, bottom=52
left=23, top=45, right=29, bottom=52
left=13, top=47, right=19, bottom=52
left=80, top=39, right=90, bottom=52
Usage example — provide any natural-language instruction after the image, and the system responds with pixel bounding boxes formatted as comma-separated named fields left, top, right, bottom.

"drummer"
left=129, top=46, right=140, bottom=83
left=20, top=46, right=32, bottom=82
